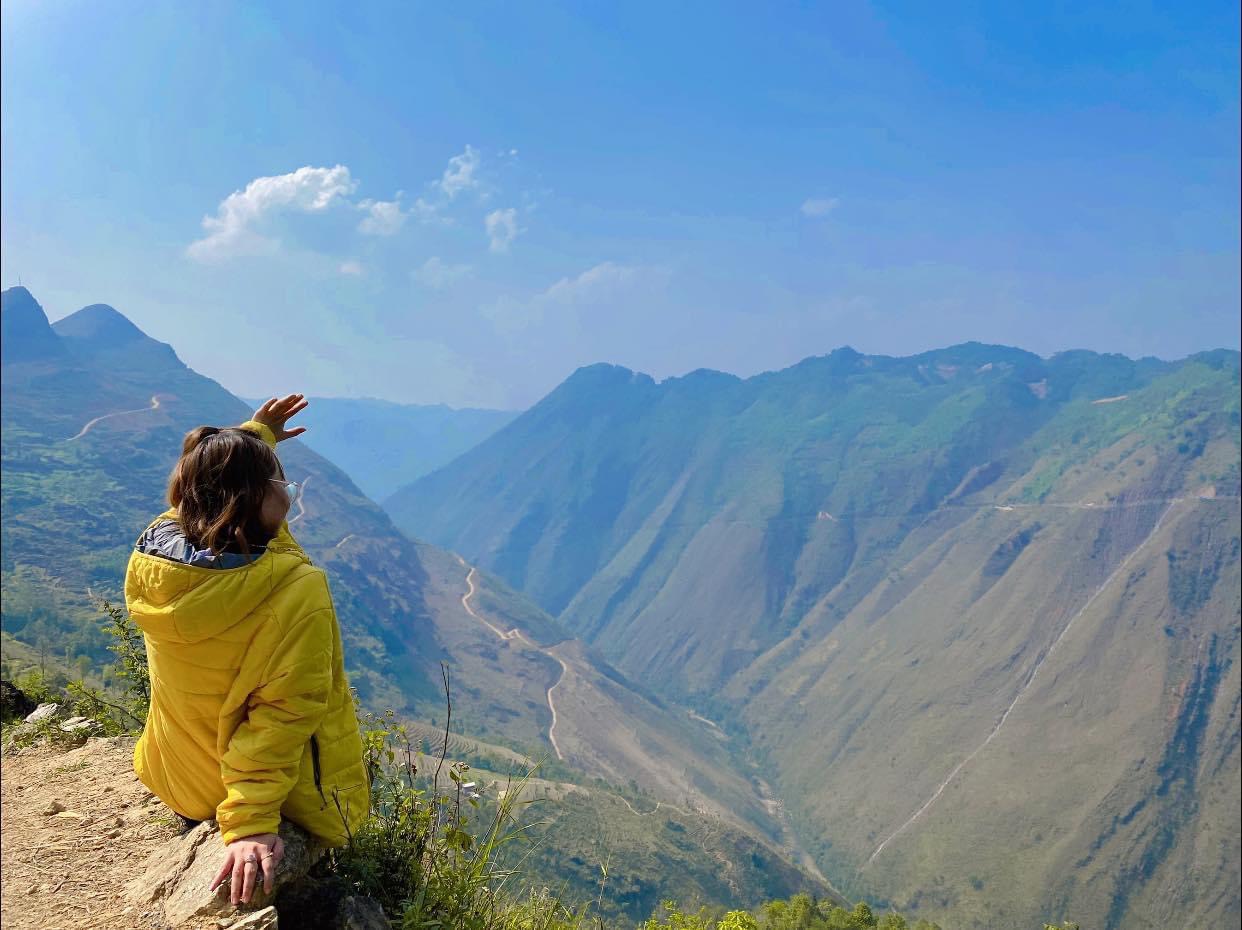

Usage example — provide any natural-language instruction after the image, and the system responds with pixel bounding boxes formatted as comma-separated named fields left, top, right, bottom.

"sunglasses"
left=269, top=478, right=300, bottom=502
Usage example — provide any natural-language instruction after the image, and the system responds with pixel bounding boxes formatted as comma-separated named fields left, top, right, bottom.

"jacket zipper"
left=309, top=735, right=328, bottom=809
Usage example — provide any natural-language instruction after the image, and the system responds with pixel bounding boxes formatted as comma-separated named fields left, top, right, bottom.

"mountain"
left=385, top=342, right=1242, bottom=929
left=0, top=286, right=69, bottom=364
left=0, top=287, right=826, bottom=919
left=238, top=396, right=517, bottom=502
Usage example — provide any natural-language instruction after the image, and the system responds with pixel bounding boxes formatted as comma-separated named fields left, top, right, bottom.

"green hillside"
left=392, top=724, right=825, bottom=924
left=0, top=285, right=825, bottom=920
left=385, top=342, right=1241, bottom=929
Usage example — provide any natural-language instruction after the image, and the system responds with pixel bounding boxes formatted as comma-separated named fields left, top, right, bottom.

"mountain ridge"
left=383, top=333, right=1240, bottom=929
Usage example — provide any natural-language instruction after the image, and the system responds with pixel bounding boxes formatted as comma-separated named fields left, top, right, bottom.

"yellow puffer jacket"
left=126, top=421, right=369, bottom=846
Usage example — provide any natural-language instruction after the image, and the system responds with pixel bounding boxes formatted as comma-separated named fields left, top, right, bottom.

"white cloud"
left=438, top=145, right=481, bottom=198
left=339, top=260, right=365, bottom=276
left=187, top=147, right=518, bottom=264
left=187, top=165, right=358, bottom=261
left=414, top=256, right=471, bottom=289
left=485, top=208, right=520, bottom=252
left=410, top=197, right=442, bottom=223
left=541, top=261, right=637, bottom=303
left=481, top=261, right=647, bottom=332
left=800, top=197, right=839, bottom=218
left=357, top=195, right=407, bottom=236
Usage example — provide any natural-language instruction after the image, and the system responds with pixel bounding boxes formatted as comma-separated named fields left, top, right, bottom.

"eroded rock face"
left=224, top=906, right=280, bottom=928
left=23, top=702, right=66, bottom=724
left=126, top=819, right=321, bottom=927
left=59, top=715, right=105, bottom=736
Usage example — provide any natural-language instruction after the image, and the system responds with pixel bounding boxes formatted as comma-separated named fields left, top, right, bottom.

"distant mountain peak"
left=54, top=303, right=152, bottom=347
left=1, top=286, right=68, bottom=363
left=53, top=302, right=182, bottom=368
left=2, top=285, right=38, bottom=306
left=567, top=362, right=647, bottom=382
left=555, top=363, right=657, bottom=394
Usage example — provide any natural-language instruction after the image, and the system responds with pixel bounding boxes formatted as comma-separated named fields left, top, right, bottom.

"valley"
left=387, top=345, right=1241, bottom=929
left=3, top=286, right=1238, bottom=928
left=0, top=286, right=827, bottom=922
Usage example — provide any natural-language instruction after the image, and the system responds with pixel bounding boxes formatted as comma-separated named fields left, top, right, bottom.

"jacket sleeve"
left=216, top=603, right=333, bottom=843
left=238, top=419, right=278, bottom=449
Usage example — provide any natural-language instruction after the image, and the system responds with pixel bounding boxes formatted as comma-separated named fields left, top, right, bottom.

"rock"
left=1, top=679, right=36, bottom=720
left=59, top=715, right=104, bottom=735
left=42, top=800, right=66, bottom=816
left=226, top=906, right=279, bottom=928
left=125, top=819, right=321, bottom=927
left=336, top=896, right=388, bottom=929
left=24, top=702, right=66, bottom=724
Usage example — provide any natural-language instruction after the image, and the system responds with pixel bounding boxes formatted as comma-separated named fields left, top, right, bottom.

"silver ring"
left=244, top=854, right=258, bottom=864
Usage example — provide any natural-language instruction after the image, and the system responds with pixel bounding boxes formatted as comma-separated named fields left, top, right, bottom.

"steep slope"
left=0, top=287, right=821, bottom=912
left=735, top=430, right=1239, bottom=928
left=385, top=342, right=1241, bottom=929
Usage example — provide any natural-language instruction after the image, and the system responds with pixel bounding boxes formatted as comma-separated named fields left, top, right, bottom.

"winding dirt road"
left=457, top=558, right=567, bottom=760
left=288, top=476, right=311, bottom=526
left=67, top=395, right=161, bottom=441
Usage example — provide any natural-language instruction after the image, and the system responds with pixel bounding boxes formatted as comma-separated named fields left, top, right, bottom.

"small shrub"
left=318, top=665, right=595, bottom=930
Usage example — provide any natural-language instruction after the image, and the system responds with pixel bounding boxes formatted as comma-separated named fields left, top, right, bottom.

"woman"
left=126, top=395, right=369, bottom=906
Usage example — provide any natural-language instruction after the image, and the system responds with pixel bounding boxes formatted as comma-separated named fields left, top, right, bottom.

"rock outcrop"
left=126, top=819, right=321, bottom=926
left=3, top=702, right=106, bottom=752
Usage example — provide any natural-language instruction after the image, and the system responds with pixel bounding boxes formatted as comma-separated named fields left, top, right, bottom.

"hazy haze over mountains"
left=387, top=341, right=1241, bottom=929
left=240, top=396, right=517, bottom=502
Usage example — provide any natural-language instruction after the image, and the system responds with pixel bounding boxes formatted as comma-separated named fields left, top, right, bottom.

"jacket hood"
left=126, top=510, right=313, bottom=645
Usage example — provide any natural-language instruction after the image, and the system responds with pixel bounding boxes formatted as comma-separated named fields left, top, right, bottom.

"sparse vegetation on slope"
left=385, top=344, right=1241, bottom=929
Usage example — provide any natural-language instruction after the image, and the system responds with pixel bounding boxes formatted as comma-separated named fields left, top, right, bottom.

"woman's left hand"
left=252, top=394, right=309, bottom=443
left=209, top=832, right=285, bottom=904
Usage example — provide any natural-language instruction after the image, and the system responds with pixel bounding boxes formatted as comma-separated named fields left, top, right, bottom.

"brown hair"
left=168, top=426, right=283, bottom=556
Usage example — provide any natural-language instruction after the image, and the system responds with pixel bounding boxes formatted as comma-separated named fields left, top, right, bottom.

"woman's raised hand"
left=252, top=394, right=309, bottom=443
left=209, top=832, right=285, bottom=904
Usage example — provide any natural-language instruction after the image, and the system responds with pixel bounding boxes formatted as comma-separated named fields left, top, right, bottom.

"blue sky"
left=2, top=1, right=1238, bottom=409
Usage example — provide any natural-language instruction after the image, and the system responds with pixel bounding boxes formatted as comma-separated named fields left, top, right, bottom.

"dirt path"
left=687, top=710, right=728, bottom=740
left=867, top=500, right=1180, bottom=864
left=67, top=395, right=161, bottom=442
left=543, top=647, right=570, bottom=761
left=0, top=737, right=182, bottom=929
left=617, top=795, right=664, bottom=816
left=288, top=476, right=311, bottom=526
left=457, top=559, right=567, bottom=760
